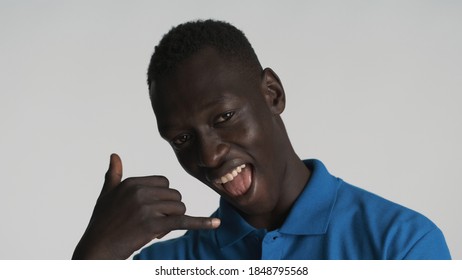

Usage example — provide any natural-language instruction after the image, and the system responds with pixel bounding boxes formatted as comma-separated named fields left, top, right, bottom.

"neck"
left=245, top=151, right=311, bottom=230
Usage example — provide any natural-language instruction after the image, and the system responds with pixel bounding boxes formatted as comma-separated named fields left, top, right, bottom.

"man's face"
left=152, top=47, right=289, bottom=216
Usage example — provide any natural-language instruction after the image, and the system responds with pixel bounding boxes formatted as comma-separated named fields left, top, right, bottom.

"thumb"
left=102, top=153, right=123, bottom=194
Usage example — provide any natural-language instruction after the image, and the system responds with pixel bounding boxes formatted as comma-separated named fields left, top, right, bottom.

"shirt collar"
left=215, top=159, right=340, bottom=248
left=215, top=198, right=260, bottom=249
left=279, top=159, right=340, bottom=235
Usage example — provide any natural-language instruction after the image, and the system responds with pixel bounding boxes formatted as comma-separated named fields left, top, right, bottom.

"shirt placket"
left=261, top=231, right=284, bottom=259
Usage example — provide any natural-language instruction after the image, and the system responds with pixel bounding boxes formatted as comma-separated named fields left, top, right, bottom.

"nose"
left=197, top=132, right=230, bottom=168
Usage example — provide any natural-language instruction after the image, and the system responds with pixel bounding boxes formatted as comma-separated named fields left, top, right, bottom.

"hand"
left=72, top=153, right=220, bottom=259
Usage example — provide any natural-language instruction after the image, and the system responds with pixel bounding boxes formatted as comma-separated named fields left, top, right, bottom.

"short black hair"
left=147, top=19, right=262, bottom=91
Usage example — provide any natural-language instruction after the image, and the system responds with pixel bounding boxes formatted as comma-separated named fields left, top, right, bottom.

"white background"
left=0, top=0, right=460, bottom=259
left=1, top=261, right=462, bottom=279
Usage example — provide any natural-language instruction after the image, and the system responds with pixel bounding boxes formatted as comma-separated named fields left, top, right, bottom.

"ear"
left=261, top=67, right=286, bottom=115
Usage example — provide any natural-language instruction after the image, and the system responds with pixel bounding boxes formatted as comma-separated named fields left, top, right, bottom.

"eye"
left=215, top=111, right=235, bottom=124
left=172, top=134, right=191, bottom=147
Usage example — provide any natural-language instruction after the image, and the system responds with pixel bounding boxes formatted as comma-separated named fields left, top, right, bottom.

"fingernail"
left=211, top=218, right=221, bottom=228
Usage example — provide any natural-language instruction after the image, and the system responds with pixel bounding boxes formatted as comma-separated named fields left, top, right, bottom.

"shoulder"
left=133, top=232, right=192, bottom=260
left=331, top=180, right=451, bottom=259
left=134, top=228, right=219, bottom=260
left=335, top=181, right=434, bottom=230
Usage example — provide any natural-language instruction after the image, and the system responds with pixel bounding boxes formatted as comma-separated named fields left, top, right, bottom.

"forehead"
left=151, top=47, right=259, bottom=125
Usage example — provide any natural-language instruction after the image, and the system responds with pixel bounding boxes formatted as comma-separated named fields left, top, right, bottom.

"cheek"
left=175, top=150, right=199, bottom=177
left=175, top=147, right=217, bottom=187
left=244, top=116, right=273, bottom=150
left=228, top=123, right=255, bottom=143
left=226, top=108, right=270, bottom=147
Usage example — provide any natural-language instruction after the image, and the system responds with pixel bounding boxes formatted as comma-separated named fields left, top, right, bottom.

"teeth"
left=216, top=164, right=246, bottom=184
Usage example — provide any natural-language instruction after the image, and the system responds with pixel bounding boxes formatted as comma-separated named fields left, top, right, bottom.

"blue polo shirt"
left=134, top=159, right=451, bottom=259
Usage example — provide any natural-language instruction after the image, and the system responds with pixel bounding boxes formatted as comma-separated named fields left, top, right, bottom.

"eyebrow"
left=158, top=93, right=238, bottom=133
left=201, top=94, right=233, bottom=108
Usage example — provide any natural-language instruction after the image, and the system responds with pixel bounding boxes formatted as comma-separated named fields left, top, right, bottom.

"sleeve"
left=403, top=227, right=452, bottom=260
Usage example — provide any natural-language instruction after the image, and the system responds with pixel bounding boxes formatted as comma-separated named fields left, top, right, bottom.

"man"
left=73, top=20, right=451, bottom=259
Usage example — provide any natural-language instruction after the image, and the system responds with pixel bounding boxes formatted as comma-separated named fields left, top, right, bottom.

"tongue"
left=223, top=165, right=252, bottom=197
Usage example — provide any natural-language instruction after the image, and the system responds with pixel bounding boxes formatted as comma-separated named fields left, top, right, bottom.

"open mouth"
left=214, top=164, right=253, bottom=197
